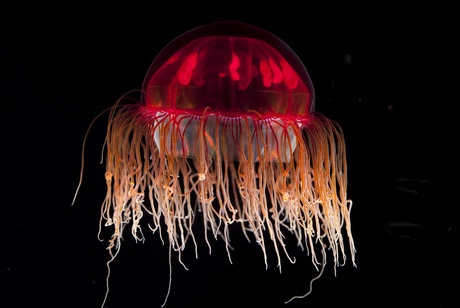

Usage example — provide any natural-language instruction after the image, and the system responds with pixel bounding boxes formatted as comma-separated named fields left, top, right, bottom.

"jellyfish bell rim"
left=141, top=20, right=316, bottom=113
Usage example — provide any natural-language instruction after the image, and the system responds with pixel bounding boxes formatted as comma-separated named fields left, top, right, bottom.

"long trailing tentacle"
left=99, top=101, right=355, bottom=306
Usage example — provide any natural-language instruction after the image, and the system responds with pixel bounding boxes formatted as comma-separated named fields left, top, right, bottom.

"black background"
left=1, top=2, right=458, bottom=308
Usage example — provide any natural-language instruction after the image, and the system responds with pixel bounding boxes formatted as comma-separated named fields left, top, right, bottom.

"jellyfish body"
left=100, top=21, right=355, bottom=304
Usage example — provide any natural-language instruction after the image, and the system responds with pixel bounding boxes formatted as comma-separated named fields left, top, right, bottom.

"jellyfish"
left=74, top=20, right=356, bottom=306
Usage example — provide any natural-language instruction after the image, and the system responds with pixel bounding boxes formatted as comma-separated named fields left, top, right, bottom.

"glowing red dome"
left=142, top=21, right=315, bottom=118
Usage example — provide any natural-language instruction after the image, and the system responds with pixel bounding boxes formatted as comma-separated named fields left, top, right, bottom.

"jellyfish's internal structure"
left=97, top=20, right=355, bottom=304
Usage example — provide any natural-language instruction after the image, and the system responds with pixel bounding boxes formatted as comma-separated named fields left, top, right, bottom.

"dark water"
left=1, top=3, right=457, bottom=308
